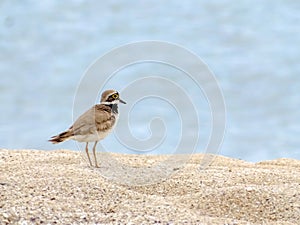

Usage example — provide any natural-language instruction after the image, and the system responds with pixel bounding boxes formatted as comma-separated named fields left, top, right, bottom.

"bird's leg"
left=85, top=142, right=92, bottom=167
left=92, top=141, right=99, bottom=168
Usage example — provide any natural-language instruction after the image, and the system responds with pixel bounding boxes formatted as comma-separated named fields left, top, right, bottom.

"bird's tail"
left=48, top=130, right=72, bottom=144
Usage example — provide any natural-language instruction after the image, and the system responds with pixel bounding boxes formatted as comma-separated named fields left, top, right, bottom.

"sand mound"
left=1, top=149, right=299, bottom=224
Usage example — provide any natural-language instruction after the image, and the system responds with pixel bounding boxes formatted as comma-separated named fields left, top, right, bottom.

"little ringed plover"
left=49, top=89, right=126, bottom=167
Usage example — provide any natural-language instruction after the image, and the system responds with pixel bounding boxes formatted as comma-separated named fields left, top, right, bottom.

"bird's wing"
left=70, top=105, right=116, bottom=136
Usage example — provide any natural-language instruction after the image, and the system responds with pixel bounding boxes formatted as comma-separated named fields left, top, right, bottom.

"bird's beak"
left=119, top=98, right=126, bottom=104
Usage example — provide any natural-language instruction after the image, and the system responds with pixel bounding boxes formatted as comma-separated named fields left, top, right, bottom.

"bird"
left=49, top=89, right=126, bottom=167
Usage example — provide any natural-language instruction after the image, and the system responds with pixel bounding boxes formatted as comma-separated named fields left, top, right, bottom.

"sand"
left=1, top=149, right=299, bottom=224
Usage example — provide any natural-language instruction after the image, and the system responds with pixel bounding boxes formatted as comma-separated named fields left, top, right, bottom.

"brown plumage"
left=49, top=104, right=116, bottom=143
left=49, top=89, right=126, bottom=167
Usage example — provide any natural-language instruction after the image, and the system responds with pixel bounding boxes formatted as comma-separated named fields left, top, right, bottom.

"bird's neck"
left=107, top=104, right=118, bottom=114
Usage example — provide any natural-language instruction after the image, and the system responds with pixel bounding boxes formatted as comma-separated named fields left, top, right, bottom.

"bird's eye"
left=112, top=94, right=119, bottom=99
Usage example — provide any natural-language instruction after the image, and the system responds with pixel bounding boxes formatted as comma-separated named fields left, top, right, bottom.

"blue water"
left=1, top=1, right=299, bottom=162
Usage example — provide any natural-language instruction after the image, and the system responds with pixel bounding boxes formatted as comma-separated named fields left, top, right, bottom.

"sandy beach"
left=1, top=149, right=299, bottom=224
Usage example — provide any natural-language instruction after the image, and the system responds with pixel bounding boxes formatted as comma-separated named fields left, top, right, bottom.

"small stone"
left=245, top=186, right=254, bottom=191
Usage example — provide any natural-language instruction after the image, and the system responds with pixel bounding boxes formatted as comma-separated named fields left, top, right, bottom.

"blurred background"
left=0, top=0, right=299, bottom=162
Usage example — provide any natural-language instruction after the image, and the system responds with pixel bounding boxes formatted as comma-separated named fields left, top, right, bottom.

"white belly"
left=72, top=130, right=112, bottom=142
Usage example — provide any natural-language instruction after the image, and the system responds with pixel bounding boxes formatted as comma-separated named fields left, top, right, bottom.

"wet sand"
left=1, top=149, right=299, bottom=224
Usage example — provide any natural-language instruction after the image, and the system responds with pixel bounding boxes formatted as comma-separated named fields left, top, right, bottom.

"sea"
left=0, top=0, right=299, bottom=162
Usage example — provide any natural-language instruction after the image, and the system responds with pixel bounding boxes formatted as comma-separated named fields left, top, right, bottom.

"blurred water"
left=0, top=0, right=299, bottom=162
